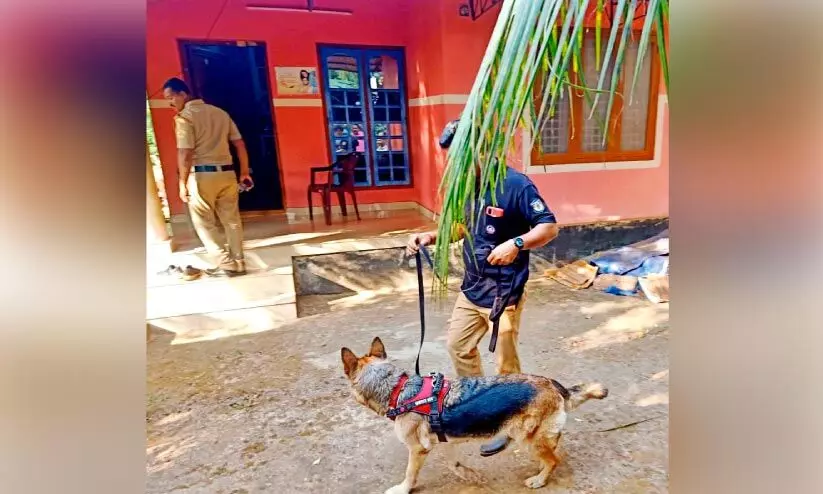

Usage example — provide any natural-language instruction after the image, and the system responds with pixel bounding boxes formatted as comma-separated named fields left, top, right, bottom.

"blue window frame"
left=319, top=46, right=410, bottom=187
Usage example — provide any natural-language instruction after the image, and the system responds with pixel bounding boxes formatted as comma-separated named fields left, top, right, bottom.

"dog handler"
left=406, top=120, right=559, bottom=457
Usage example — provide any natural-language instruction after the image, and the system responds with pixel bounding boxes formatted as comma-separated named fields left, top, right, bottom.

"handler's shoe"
left=479, top=435, right=511, bottom=457
left=205, top=260, right=246, bottom=277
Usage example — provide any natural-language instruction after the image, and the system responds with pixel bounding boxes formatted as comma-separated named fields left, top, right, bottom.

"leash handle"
left=488, top=265, right=514, bottom=353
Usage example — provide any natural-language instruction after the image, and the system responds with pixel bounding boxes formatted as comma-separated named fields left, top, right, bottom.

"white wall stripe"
left=409, top=94, right=469, bottom=107
left=152, top=94, right=472, bottom=110
left=148, top=98, right=324, bottom=109
left=272, top=98, right=323, bottom=108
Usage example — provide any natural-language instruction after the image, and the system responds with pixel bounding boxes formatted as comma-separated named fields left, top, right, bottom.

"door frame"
left=178, top=38, right=288, bottom=212
left=315, top=43, right=414, bottom=191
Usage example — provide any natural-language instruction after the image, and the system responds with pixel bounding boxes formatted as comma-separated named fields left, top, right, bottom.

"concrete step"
left=147, top=271, right=296, bottom=320
left=147, top=304, right=297, bottom=345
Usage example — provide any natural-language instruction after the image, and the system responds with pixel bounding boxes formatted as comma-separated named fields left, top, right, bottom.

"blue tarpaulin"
left=588, top=230, right=669, bottom=296
left=588, top=230, right=669, bottom=276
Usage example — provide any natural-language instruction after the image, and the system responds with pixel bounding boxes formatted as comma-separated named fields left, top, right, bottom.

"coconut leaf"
left=630, top=0, right=659, bottom=104
left=431, top=0, right=669, bottom=295
left=588, top=0, right=626, bottom=120
left=655, top=3, right=670, bottom=90
left=601, top=0, right=637, bottom=146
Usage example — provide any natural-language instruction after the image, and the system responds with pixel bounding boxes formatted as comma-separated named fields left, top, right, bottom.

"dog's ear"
left=369, top=337, right=387, bottom=359
left=341, top=347, right=358, bottom=376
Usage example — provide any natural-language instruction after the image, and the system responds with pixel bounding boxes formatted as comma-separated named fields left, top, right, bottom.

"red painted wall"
left=147, top=0, right=417, bottom=216
left=148, top=0, right=668, bottom=224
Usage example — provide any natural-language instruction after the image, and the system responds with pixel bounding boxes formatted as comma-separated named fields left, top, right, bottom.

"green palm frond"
left=432, top=0, right=669, bottom=295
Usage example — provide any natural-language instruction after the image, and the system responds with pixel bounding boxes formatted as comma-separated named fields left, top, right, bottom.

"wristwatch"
left=513, top=237, right=525, bottom=250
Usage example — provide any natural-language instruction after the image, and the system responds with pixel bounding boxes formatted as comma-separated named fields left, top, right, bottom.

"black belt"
left=193, top=164, right=234, bottom=173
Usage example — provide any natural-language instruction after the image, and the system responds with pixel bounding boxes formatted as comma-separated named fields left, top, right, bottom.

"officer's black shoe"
left=479, top=435, right=511, bottom=457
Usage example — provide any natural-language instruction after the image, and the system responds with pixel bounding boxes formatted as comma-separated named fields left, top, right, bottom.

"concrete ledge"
left=147, top=272, right=296, bottom=320
left=292, top=218, right=668, bottom=300
left=147, top=304, right=297, bottom=345
left=533, top=217, right=669, bottom=263
left=285, top=201, right=427, bottom=222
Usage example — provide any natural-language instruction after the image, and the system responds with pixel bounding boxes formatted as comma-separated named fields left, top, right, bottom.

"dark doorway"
left=179, top=40, right=284, bottom=211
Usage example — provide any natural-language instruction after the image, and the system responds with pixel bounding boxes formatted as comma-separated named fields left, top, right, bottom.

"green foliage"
left=432, top=0, right=669, bottom=295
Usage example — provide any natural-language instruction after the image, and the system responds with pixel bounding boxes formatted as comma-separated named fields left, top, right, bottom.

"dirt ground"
left=147, top=279, right=669, bottom=494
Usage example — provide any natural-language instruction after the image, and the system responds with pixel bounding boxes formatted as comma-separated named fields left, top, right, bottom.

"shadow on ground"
left=147, top=280, right=669, bottom=494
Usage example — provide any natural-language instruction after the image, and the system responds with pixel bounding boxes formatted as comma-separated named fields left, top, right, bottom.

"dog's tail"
left=563, top=382, right=608, bottom=411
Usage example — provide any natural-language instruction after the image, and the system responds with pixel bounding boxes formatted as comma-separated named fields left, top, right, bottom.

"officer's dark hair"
left=163, top=77, right=191, bottom=95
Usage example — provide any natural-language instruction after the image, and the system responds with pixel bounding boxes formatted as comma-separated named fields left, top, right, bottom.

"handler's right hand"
left=406, top=233, right=433, bottom=256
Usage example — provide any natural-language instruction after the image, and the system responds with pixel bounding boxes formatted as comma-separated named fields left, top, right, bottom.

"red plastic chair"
left=307, top=153, right=362, bottom=226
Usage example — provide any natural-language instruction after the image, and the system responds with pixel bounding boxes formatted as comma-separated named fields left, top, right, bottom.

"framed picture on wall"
left=274, top=67, right=319, bottom=96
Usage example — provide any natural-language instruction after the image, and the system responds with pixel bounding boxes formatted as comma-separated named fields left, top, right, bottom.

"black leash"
left=405, top=243, right=513, bottom=372
left=413, top=247, right=434, bottom=376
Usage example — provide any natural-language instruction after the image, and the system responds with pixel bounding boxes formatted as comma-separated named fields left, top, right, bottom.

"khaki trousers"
left=187, top=171, right=244, bottom=267
left=446, top=292, right=525, bottom=377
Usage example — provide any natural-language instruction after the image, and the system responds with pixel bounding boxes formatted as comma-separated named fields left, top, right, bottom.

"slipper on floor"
left=179, top=265, right=203, bottom=281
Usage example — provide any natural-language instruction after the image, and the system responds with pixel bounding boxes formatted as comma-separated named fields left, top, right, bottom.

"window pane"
left=332, top=107, right=347, bottom=122
left=389, top=123, right=403, bottom=136
left=582, top=37, right=614, bottom=152
left=369, top=55, right=401, bottom=90
left=374, top=123, right=388, bottom=136
left=376, top=138, right=389, bottom=152
left=353, top=138, right=366, bottom=153
left=334, top=139, right=350, bottom=153
left=345, top=90, right=361, bottom=106
left=375, top=153, right=391, bottom=172
left=377, top=168, right=392, bottom=182
left=386, top=91, right=401, bottom=106
left=372, top=91, right=387, bottom=106
left=391, top=152, right=405, bottom=167
left=538, top=89, right=569, bottom=154
left=330, top=90, right=345, bottom=106
left=391, top=138, right=404, bottom=151
left=393, top=167, right=407, bottom=182
left=327, top=55, right=360, bottom=89
left=374, top=107, right=388, bottom=121
left=621, top=39, right=652, bottom=151
left=354, top=169, right=368, bottom=185
left=347, top=107, right=363, bottom=122
left=332, top=124, right=349, bottom=138
left=388, top=108, right=402, bottom=121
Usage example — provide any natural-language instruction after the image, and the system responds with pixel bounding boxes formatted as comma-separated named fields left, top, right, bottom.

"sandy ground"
left=147, top=279, right=669, bottom=494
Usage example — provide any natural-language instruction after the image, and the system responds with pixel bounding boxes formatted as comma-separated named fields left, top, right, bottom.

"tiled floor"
left=147, top=210, right=434, bottom=334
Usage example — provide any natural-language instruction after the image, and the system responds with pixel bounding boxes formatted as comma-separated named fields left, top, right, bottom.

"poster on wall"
left=275, top=67, right=319, bottom=95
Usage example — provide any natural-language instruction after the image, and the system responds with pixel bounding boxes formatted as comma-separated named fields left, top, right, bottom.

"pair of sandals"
left=157, top=264, right=203, bottom=281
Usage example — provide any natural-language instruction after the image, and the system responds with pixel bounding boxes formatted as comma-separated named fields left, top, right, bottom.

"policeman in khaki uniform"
left=406, top=119, right=559, bottom=457
left=163, top=78, right=252, bottom=276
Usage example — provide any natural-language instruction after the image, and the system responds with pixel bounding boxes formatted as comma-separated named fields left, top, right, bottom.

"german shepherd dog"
left=341, top=338, right=608, bottom=493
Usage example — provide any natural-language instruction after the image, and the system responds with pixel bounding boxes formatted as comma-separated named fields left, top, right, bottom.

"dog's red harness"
left=386, top=372, right=450, bottom=442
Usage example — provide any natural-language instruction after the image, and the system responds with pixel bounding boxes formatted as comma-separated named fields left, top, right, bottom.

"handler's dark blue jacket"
left=461, top=167, right=556, bottom=308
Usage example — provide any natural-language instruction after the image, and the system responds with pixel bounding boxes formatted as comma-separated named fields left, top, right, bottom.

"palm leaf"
left=588, top=0, right=626, bottom=120
left=629, top=0, right=659, bottom=104
left=655, top=3, right=670, bottom=90
left=431, top=0, right=669, bottom=295
left=601, top=0, right=638, bottom=146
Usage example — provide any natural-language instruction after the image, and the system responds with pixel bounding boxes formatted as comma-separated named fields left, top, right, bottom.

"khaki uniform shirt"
left=174, top=99, right=242, bottom=165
